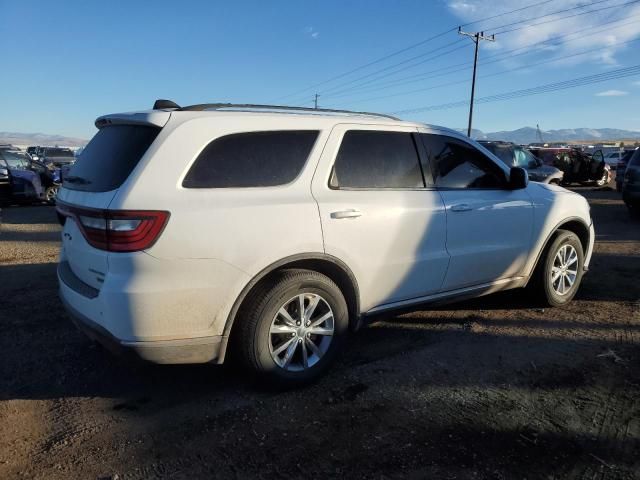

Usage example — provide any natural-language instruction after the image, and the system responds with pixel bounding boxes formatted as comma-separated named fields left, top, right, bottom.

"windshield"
left=514, top=147, right=539, bottom=168
left=1, top=151, right=31, bottom=169
left=482, top=144, right=514, bottom=166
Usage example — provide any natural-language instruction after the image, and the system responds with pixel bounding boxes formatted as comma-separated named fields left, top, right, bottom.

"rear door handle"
left=330, top=209, right=362, bottom=219
left=450, top=204, right=472, bottom=212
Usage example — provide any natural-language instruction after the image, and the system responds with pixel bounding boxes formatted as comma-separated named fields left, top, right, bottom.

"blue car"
left=0, top=149, right=45, bottom=205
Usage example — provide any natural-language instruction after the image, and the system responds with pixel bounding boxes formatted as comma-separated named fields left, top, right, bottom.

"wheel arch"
left=525, top=216, right=591, bottom=286
left=216, top=253, right=360, bottom=363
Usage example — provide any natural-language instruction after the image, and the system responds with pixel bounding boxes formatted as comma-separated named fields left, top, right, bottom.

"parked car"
left=30, top=159, right=61, bottom=203
left=529, top=147, right=610, bottom=186
left=615, top=149, right=637, bottom=192
left=604, top=151, right=623, bottom=170
left=57, top=101, right=594, bottom=384
left=41, top=147, right=75, bottom=167
left=479, top=141, right=564, bottom=184
left=0, top=149, right=45, bottom=205
left=26, top=146, right=41, bottom=160
left=622, top=148, right=640, bottom=215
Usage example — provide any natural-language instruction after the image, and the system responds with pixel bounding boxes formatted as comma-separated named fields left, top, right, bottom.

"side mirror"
left=509, top=167, right=529, bottom=189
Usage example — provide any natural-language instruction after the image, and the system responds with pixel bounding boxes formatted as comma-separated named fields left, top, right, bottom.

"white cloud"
left=305, top=26, right=320, bottom=39
left=447, top=0, right=640, bottom=66
left=595, top=90, right=629, bottom=97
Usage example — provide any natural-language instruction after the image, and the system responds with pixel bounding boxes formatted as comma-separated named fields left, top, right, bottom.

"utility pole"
left=536, top=124, right=545, bottom=144
left=314, top=93, right=319, bottom=109
left=458, top=27, right=495, bottom=137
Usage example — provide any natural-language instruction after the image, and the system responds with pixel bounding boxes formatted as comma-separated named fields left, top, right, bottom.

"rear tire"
left=234, top=269, right=349, bottom=386
left=529, top=230, right=584, bottom=307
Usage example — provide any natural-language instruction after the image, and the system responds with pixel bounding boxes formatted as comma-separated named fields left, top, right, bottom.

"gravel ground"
left=0, top=188, right=639, bottom=480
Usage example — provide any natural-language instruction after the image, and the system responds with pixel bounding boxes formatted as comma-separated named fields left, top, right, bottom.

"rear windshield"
left=629, top=149, right=640, bottom=167
left=45, top=148, right=73, bottom=157
left=63, top=125, right=160, bottom=192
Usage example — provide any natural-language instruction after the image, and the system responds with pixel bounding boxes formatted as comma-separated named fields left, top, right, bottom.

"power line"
left=273, top=29, right=456, bottom=103
left=490, top=0, right=640, bottom=35
left=274, top=0, right=571, bottom=102
left=325, top=36, right=640, bottom=107
left=323, top=14, right=640, bottom=101
left=391, top=65, right=640, bottom=115
left=298, top=0, right=635, bottom=103
left=315, top=41, right=468, bottom=97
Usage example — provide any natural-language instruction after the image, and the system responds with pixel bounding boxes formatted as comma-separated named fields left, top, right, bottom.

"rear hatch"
left=57, top=112, right=169, bottom=290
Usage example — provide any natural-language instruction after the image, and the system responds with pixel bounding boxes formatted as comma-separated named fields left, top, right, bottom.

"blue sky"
left=1, top=0, right=639, bottom=139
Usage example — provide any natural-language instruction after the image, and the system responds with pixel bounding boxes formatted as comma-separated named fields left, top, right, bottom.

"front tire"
left=530, top=230, right=584, bottom=307
left=234, top=269, right=349, bottom=385
left=45, top=185, right=58, bottom=204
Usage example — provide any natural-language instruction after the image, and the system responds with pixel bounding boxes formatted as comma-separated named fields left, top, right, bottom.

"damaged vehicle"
left=479, top=141, right=564, bottom=184
left=0, top=149, right=45, bottom=205
left=528, top=147, right=610, bottom=187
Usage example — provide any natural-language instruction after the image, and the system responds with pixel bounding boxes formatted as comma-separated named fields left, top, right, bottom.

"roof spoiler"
left=95, top=111, right=171, bottom=129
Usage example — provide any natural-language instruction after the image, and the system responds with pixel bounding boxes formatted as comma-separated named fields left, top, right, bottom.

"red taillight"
left=56, top=202, right=169, bottom=252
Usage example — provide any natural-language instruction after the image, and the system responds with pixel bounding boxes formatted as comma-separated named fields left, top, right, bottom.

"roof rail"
left=177, top=102, right=400, bottom=121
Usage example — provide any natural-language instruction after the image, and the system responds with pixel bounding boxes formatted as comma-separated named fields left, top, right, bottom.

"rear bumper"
left=58, top=261, right=223, bottom=364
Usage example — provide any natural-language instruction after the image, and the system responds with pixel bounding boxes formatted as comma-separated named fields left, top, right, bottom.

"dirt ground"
left=0, top=188, right=639, bottom=480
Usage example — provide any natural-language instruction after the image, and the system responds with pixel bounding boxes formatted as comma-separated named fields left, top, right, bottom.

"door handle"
left=450, top=204, right=472, bottom=212
left=330, top=209, right=362, bottom=219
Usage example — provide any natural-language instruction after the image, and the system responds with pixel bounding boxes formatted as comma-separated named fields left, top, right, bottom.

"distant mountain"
left=2, top=126, right=639, bottom=150
left=466, top=127, right=640, bottom=144
left=0, top=132, right=87, bottom=148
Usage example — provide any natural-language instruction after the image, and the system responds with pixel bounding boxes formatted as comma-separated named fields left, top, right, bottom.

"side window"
left=183, top=130, right=319, bottom=188
left=330, top=130, right=424, bottom=189
left=420, top=134, right=506, bottom=189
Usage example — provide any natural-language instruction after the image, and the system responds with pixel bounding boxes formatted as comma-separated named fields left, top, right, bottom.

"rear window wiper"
left=64, top=175, right=92, bottom=185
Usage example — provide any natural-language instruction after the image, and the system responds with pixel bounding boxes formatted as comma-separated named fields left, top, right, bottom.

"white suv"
left=57, top=101, right=594, bottom=384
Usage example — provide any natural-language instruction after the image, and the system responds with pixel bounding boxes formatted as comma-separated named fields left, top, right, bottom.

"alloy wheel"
left=550, top=244, right=578, bottom=296
left=268, top=293, right=334, bottom=372
left=46, top=186, right=58, bottom=203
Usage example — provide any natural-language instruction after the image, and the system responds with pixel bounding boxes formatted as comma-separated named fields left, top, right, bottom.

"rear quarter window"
left=63, top=125, right=160, bottom=192
left=183, top=130, right=319, bottom=188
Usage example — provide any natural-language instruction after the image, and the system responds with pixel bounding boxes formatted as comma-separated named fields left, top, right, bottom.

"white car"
left=604, top=151, right=623, bottom=169
left=57, top=101, right=594, bottom=384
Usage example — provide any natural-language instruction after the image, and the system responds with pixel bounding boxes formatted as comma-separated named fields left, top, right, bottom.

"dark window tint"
left=63, top=125, right=160, bottom=192
left=330, top=131, right=423, bottom=189
left=420, top=134, right=506, bottom=189
left=183, top=131, right=318, bottom=188
left=629, top=149, right=640, bottom=167
left=45, top=148, right=73, bottom=158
